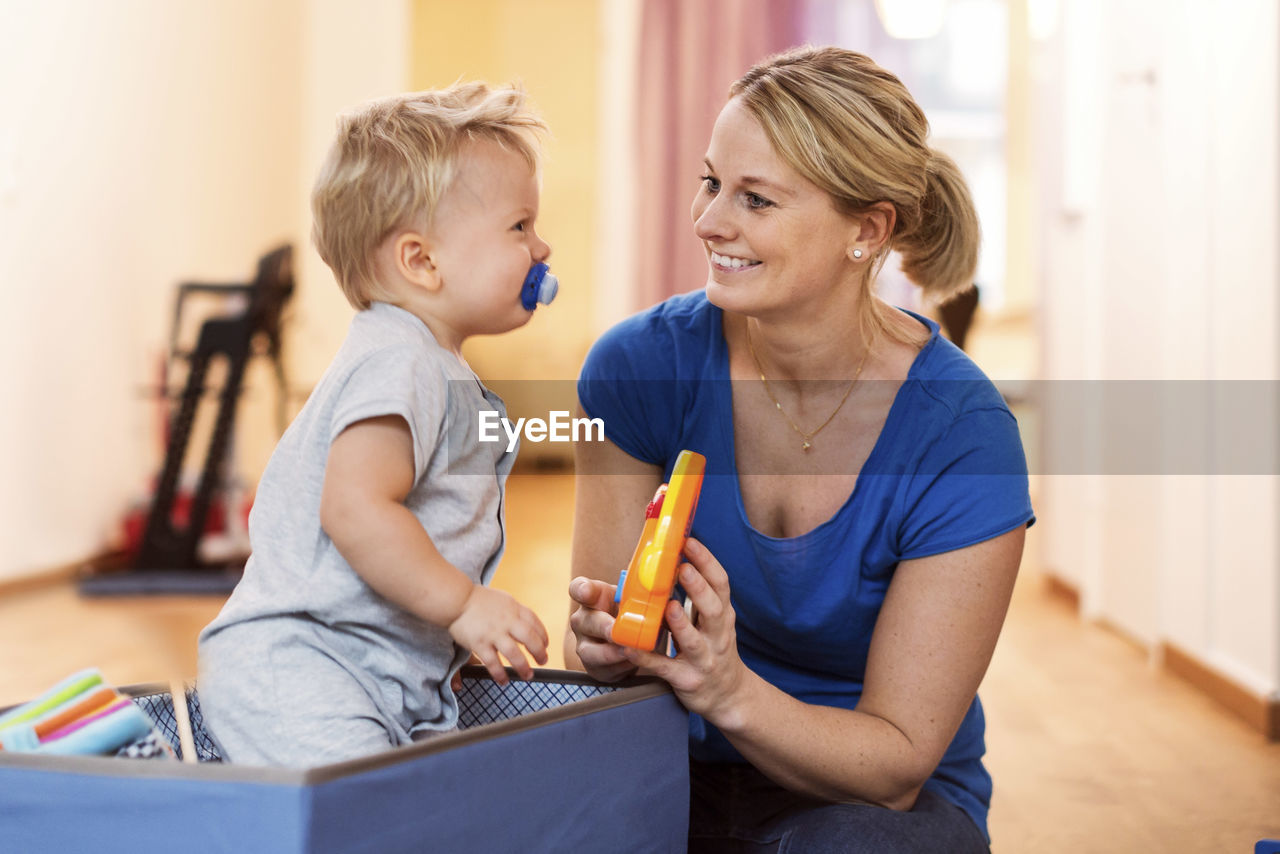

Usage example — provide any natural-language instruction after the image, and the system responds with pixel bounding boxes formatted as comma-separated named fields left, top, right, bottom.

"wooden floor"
left=1, top=472, right=1277, bottom=852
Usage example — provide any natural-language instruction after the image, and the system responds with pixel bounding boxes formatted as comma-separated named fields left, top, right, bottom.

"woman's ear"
left=847, top=201, right=897, bottom=262
left=395, top=231, right=443, bottom=293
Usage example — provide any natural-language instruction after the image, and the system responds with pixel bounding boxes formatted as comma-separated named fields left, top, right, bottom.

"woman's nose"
left=691, top=192, right=731, bottom=242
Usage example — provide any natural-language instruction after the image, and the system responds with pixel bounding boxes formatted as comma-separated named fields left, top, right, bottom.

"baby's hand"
left=451, top=652, right=484, bottom=692
left=447, top=586, right=549, bottom=684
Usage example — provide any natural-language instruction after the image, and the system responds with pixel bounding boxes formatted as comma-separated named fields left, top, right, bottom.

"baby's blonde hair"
left=730, top=47, right=980, bottom=342
left=312, top=82, right=548, bottom=309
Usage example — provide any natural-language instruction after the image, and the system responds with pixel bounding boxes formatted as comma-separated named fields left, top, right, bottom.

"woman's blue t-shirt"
left=578, top=290, right=1035, bottom=841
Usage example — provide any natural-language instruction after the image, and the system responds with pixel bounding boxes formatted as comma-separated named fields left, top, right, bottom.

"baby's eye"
left=513, top=221, right=526, bottom=232
left=745, top=192, right=774, bottom=210
left=699, top=174, right=720, bottom=194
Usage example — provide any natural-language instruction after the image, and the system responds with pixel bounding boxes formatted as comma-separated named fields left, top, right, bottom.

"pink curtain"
left=634, top=0, right=809, bottom=310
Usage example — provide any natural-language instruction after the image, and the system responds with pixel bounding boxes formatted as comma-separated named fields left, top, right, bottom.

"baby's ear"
left=395, top=231, right=443, bottom=293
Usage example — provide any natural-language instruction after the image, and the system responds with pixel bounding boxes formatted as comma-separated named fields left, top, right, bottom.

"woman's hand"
left=619, top=537, right=752, bottom=721
left=567, top=576, right=639, bottom=682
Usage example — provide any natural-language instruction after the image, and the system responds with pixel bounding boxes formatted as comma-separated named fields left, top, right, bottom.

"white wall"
left=1036, top=0, right=1280, bottom=697
left=0, top=0, right=408, bottom=582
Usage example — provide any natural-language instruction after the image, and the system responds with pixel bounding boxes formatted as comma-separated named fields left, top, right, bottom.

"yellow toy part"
left=611, top=450, right=706, bottom=651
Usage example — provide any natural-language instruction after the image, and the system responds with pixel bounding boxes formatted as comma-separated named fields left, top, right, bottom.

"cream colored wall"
left=293, top=0, right=410, bottom=384
left=595, top=0, right=642, bottom=336
left=0, top=0, right=411, bottom=583
left=1035, top=0, right=1279, bottom=696
left=411, top=0, right=601, bottom=418
left=0, top=1, right=305, bottom=581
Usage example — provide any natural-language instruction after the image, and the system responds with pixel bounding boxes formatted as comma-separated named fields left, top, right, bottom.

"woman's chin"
left=704, top=278, right=747, bottom=310
left=704, top=278, right=771, bottom=315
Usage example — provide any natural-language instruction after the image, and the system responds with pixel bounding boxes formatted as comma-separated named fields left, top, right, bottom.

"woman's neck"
left=751, top=320, right=860, bottom=382
left=736, top=291, right=876, bottom=382
left=733, top=287, right=933, bottom=383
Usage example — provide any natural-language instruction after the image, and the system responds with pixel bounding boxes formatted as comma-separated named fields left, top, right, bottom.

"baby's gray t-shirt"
left=198, top=302, right=515, bottom=749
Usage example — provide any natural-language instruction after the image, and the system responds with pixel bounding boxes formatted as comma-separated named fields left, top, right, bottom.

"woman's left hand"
left=622, top=537, right=751, bottom=720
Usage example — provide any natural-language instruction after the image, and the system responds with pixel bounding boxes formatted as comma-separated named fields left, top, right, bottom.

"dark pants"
left=689, top=760, right=990, bottom=854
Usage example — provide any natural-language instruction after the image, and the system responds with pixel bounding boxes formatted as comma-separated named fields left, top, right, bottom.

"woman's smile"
left=709, top=250, right=762, bottom=273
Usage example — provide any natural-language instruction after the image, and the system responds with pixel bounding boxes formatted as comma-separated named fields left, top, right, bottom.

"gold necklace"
left=746, top=324, right=870, bottom=452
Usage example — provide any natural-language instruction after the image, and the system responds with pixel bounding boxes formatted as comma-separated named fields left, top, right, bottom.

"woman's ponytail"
left=897, top=150, right=980, bottom=301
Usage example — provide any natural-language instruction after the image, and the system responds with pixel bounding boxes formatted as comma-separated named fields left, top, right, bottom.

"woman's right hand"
left=567, top=576, right=639, bottom=682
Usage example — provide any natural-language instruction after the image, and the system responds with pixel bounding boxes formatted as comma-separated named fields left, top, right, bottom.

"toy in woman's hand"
left=521, top=263, right=558, bottom=310
left=612, top=450, right=706, bottom=651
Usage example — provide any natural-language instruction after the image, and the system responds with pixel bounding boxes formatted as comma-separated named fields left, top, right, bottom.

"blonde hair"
left=311, top=82, right=548, bottom=309
left=730, top=46, right=980, bottom=342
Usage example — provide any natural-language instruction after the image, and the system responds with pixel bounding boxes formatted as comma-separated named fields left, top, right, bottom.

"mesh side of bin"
left=132, top=689, right=222, bottom=762
left=129, top=676, right=617, bottom=762
left=456, top=678, right=618, bottom=729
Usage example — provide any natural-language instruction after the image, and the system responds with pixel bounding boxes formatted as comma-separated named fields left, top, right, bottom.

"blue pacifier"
left=521, top=263, right=559, bottom=311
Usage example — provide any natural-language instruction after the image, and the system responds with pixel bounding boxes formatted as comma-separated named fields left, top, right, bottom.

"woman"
left=566, top=47, right=1033, bottom=853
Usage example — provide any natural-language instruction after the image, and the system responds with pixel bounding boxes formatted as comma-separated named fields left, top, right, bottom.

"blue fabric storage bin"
left=0, top=668, right=689, bottom=853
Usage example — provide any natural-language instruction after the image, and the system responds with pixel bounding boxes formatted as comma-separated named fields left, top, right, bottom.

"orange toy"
left=611, top=450, right=706, bottom=651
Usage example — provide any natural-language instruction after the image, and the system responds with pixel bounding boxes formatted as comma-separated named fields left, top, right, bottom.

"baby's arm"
left=319, top=415, right=548, bottom=684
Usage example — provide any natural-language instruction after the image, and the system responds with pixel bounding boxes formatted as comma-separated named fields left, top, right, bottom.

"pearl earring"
left=852, top=249, right=864, bottom=259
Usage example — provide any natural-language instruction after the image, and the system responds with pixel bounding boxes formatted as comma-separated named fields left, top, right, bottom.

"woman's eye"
left=745, top=192, right=773, bottom=210
left=699, top=174, right=720, bottom=193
